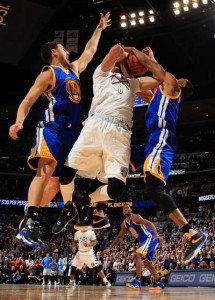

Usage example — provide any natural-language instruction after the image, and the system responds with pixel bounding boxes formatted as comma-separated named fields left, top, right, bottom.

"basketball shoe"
left=183, top=230, right=208, bottom=263
left=73, top=205, right=92, bottom=230
left=74, top=209, right=111, bottom=230
left=16, top=205, right=45, bottom=247
left=126, top=278, right=141, bottom=289
left=17, top=219, right=45, bottom=248
left=148, top=282, right=165, bottom=290
left=104, top=280, right=111, bottom=288
left=52, top=203, right=78, bottom=234
left=89, top=209, right=111, bottom=230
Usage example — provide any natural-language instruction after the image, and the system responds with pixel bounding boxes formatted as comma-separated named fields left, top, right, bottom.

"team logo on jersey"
left=111, top=74, right=130, bottom=94
left=66, top=78, right=81, bottom=103
left=120, top=167, right=128, bottom=177
left=80, top=236, right=88, bottom=243
left=129, top=227, right=139, bottom=239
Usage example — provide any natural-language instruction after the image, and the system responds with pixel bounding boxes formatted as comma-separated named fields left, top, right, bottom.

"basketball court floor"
left=0, top=285, right=214, bottom=300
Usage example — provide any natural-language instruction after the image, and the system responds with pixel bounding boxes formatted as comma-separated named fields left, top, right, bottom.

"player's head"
left=41, top=41, right=59, bottom=64
left=113, top=62, right=134, bottom=79
left=177, top=78, right=194, bottom=100
left=41, top=41, right=70, bottom=66
left=122, top=204, right=132, bottom=216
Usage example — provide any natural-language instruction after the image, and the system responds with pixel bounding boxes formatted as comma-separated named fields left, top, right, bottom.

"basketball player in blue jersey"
left=103, top=204, right=164, bottom=290
left=8, top=11, right=111, bottom=247
left=123, top=46, right=207, bottom=264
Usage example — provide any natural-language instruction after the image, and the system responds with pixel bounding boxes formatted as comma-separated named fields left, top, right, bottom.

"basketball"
left=126, top=54, right=148, bottom=76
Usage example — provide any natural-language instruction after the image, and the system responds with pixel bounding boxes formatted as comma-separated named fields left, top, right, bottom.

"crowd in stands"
left=0, top=200, right=214, bottom=286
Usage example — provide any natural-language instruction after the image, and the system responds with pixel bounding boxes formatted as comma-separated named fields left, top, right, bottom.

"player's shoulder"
left=89, top=229, right=96, bottom=236
left=132, top=213, right=140, bottom=218
left=132, top=213, right=142, bottom=222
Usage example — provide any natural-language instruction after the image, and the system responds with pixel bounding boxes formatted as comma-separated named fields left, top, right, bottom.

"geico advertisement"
left=168, top=270, right=215, bottom=286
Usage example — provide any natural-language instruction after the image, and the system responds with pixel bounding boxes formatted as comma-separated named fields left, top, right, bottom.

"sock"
left=64, top=200, right=74, bottom=209
left=181, top=224, right=197, bottom=236
left=27, top=206, right=39, bottom=221
left=103, top=277, right=108, bottom=283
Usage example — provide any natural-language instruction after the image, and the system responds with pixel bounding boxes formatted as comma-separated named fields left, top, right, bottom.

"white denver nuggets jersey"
left=74, top=230, right=96, bottom=253
left=88, top=64, right=141, bottom=129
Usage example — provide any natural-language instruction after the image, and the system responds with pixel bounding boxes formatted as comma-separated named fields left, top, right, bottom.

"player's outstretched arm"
left=103, top=222, right=126, bottom=254
left=72, top=11, right=111, bottom=75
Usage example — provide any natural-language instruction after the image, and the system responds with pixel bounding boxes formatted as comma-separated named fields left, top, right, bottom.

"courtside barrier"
left=114, top=272, right=135, bottom=286
left=167, top=269, right=215, bottom=287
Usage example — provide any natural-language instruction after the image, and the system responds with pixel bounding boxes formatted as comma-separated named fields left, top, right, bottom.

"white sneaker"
left=105, top=281, right=111, bottom=288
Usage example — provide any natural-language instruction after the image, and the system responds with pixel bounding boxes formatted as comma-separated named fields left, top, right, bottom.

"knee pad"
left=94, top=264, right=103, bottom=274
left=59, top=165, right=77, bottom=185
left=146, top=175, right=177, bottom=215
left=70, top=266, right=77, bottom=276
left=107, top=178, right=126, bottom=199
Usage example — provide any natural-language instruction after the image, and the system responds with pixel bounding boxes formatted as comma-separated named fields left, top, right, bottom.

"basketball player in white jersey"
left=68, top=229, right=111, bottom=288
left=53, top=43, right=159, bottom=231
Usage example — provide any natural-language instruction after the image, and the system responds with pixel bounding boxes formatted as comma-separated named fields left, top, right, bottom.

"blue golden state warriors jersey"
left=145, top=86, right=181, bottom=133
left=124, top=214, right=155, bottom=243
left=40, top=65, right=82, bottom=129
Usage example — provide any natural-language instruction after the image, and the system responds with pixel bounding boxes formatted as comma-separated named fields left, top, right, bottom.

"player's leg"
left=144, top=259, right=164, bottom=290
left=52, top=166, right=78, bottom=234
left=68, top=266, right=77, bottom=287
left=89, top=177, right=126, bottom=229
left=144, top=129, right=207, bottom=263
left=94, top=265, right=111, bottom=288
left=74, top=177, right=126, bottom=230
left=141, top=239, right=164, bottom=290
left=40, top=176, right=60, bottom=207
left=125, top=252, right=142, bottom=289
left=85, top=123, right=131, bottom=230
left=59, top=118, right=102, bottom=231
left=68, top=254, right=83, bottom=287
left=145, top=172, right=207, bottom=263
left=18, top=157, right=56, bottom=247
left=17, top=175, right=58, bottom=237
left=86, top=254, right=111, bottom=288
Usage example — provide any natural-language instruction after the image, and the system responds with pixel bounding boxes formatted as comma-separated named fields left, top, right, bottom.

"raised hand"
left=142, top=46, right=157, bottom=63
left=98, top=11, right=111, bottom=30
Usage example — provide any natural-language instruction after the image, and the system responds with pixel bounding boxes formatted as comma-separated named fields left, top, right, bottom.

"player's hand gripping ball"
left=126, top=48, right=149, bottom=76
